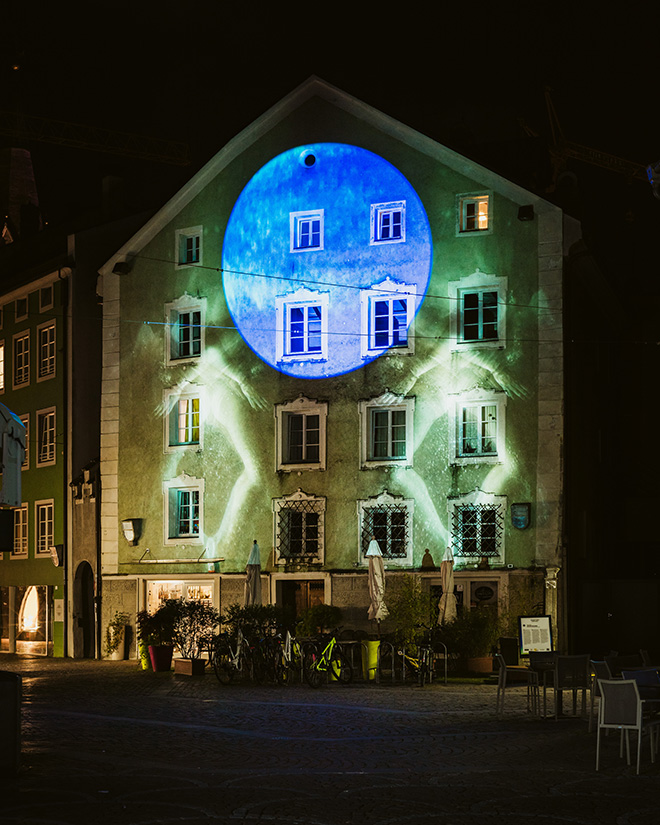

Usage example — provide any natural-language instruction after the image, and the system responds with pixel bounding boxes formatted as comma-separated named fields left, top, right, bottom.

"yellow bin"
left=362, top=640, right=380, bottom=681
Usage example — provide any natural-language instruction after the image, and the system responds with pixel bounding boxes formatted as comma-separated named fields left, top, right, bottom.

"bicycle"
left=394, top=643, right=433, bottom=686
left=210, top=627, right=252, bottom=684
left=274, top=629, right=313, bottom=685
left=303, top=629, right=353, bottom=688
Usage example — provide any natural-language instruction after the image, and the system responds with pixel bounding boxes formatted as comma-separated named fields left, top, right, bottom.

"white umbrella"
left=366, top=538, right=389, bottom=623
left=244, top=540, right=262, bottom=606
left=437, top=546, right=457, bottom=624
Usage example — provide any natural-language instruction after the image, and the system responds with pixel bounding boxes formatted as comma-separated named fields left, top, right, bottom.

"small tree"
left=221, top=603, right=284, bottom=638
left=172, top=599, right=220, bottom=659
left=136, top=599, right=178, bottom=647
left=386, top=574, right=434, bottom=649
left=298, top=604, right=343, bottom=636
left=105, top=610, right=130, bottom=656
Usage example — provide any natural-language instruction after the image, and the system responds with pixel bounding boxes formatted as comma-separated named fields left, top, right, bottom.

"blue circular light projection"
left=222, top=143, right=433, bottom=378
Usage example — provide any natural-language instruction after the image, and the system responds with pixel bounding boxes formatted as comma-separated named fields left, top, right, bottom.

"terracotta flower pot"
left=148, top=644, right=174, bottom=672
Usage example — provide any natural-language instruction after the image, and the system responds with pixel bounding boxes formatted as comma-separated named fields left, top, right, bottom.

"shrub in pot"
left=137, top=600, right=178, bottom=672
left=297, top=604, right=343, bottom=636
left=437, top=605, right=501, bottom=674
left=105, top=611, right=130, bottom=660
left=171, top=599, right=220, bottom=675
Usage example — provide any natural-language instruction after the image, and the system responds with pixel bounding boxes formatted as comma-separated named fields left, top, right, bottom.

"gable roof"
left=99, top=76, right=560, bottom=281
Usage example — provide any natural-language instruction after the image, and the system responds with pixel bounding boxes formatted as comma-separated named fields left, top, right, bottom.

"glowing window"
left=273, top=490, right=325, bottom=564
left=359, top=393, right=415, bottom=469
left=165, top=295, right=206, bottom=365
left=176, top=226, right=202, bottom=267
left=35, top=500, right=54, bottom=556
left=276, top=289, right=328, bottom=363
left=275, top=396, right=327, bottom=472
left=37, top=322, right=56, bottom=380
left=358, top=491, right=413, bottom=566
left=13, top=330, right=29, bottom=388
left=163, top=475, right=204, bottom=545
left=36, top=408, right=56, bottom=466
left=450, top=391, right=506, bottom=465
left=0, top=340, right=4, bottom=391
left=12, top=505, right=28, bottom=556
left=175, top=397, right=200, bottom=446
left=371, top=201, right=406, bottom=244
left=290, top=210, right=324, bottom=252
left=458, top=194, right=490, bottom=233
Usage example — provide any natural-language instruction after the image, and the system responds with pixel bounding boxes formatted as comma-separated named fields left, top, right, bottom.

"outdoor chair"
left=589, top=660, right=615, bottom=733
left=495, top=653, right=539, bottom=717
left=621, top=669, right=660, bottom=711
left=551, top=654, right=591, bottom=721
left=596, top=679, right=660, bottom=774
left=529, top=651, right=556, bottom=717
left=605, top=653, right=643, bottom=677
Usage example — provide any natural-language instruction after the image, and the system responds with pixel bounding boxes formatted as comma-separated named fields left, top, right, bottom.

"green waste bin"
left=0, top=670, right=21, bottom=774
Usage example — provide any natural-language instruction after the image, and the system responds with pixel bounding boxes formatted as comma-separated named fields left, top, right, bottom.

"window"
left=15, top=297, right=28, bottom=321
left=358, top=491, right=414, bottom=566
left=163, top=475, right=204, bottom=545
left=37, top=322, right=56, bottom=380
left=175, top=226, right=202, bottom=267
left=35, top=500, right=54, bottom=556
left=164, top=389, right=202, bottom=452
left=450, top=391, right=506, bottom=465
left=457, top=193, right=490, bottom=234
left=448, top=489, right=507, bottom=561
left=12, top=505, right=28, bottom=557
left=36, top=408, right=56, bottom=466
left=275, top=288, right=328, bottom=363
left=19, top=414, right=28, bottom=469
left=360, top=278, right=415, bottom=356
left=165, top=295, right=205, bottom=364
left=448, top=271, right=506, bottom=350
left=275, top=396, right=327, bottom=471
left=13, top=331, right=29, bottom=388
left=370, top=201, right=406, bottom=244
left=0, top=340, right=4, bottom=392
left=290, top=210, right=324, bottom=252
left=359, top=393, right=415, bottom=469
left=39, top=286, right=54, bottom=311
left=273, top=490, right=325, bottom=564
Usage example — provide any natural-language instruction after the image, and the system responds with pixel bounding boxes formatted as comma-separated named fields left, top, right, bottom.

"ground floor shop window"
left=145, top=579, right=215, bottom=614
left=0, top=584, right=50, bottom=655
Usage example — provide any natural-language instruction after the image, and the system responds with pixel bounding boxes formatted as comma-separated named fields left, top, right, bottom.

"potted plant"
left=137, top=599, right=178, bottom=672
left=297, top=604, right=343, bottom=637
left=105, top=610, right=130, bottom=660
left=437, top=605, right=501, bottom=674
left=172, top=599, right=220, bottom=675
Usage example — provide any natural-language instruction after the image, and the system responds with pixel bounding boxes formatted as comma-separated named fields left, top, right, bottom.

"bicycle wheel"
left=274, top=648, right=290, bottom=685
left=212, top=648, right=234, bottom=685
left=303, top=647, right=323, bottom=688
left=329, top=645, right=353, bottom=685
left=250, top=647, right=267, bottom=684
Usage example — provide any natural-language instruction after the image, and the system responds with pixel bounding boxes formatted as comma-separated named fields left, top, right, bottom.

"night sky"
left=1, top=4, right=658, bottom=283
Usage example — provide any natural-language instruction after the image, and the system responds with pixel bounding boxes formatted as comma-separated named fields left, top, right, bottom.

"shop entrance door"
left=280, top=579, right=325, bottom=629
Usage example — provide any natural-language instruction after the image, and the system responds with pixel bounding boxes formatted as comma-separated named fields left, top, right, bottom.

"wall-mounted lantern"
left=121, top=518, right=142, bottom=546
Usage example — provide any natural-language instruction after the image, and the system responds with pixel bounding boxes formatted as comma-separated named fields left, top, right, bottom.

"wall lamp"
left=121, top=518, right=142, bottom=546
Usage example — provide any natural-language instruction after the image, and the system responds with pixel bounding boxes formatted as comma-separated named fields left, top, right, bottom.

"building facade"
left=99, top=79, right=570, bottom=649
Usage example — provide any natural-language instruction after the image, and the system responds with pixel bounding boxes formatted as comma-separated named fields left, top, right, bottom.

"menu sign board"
left=518, top=615, right=553, bottom=656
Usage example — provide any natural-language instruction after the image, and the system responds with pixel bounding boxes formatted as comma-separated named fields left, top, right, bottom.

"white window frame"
left=165, top=294, right=206, bottom=365
left=37, top=321, right=56, bottom=381
left=163, top=388, right=202, bottom=453
left=359, top=392, right=415, bottom=469
left=370, top=200, right=406, bottom=245
left=448, top=270, right=507, bottom=351
left=273, top=489, right=325, bottom=565
left=39, top=285, right=54, bottom=312
left=35, top=499, right=54, bottom=557
left=15, top=297, right=28, bottom=322
left=357, top=491, right=414, bottom=567
left=163, top=474, right=204, bottom=546
left=36, top=407, right=56, bottom=467
left=12, top=330, right=30, bottom=389
left=12, top=504, right=28, bottom=558
left=19, top=414, right=29, bottom=469
left=175, top=225, right=203, bottom=269
left=450, top=390, right=506, bottom=465
left=360, top=278, right=415, bottom=357
left=456, top=192, right=491, bottom=235
left=447, top=488, right=507, bottom=563
left=290, top=210, right=324, bottom=252
left=275, top=288, right=329, bottom=363
left=275, top=395, right=327, bottom=472
left=0, top=339, right=5, bottom=393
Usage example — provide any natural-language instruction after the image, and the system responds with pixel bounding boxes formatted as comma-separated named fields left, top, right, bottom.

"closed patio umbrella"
left=437, top=546, right=457, bottom=625
left=366, top=537, right=389, bottom=623
left=244, top=540, right=262, bottom=606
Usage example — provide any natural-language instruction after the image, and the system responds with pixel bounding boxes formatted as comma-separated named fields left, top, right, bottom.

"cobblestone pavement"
left=0, top=656, right=659, bottom=825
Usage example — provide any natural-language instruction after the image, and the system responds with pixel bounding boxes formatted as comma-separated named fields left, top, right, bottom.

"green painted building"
left=99, top=79, right=572, bottom=650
